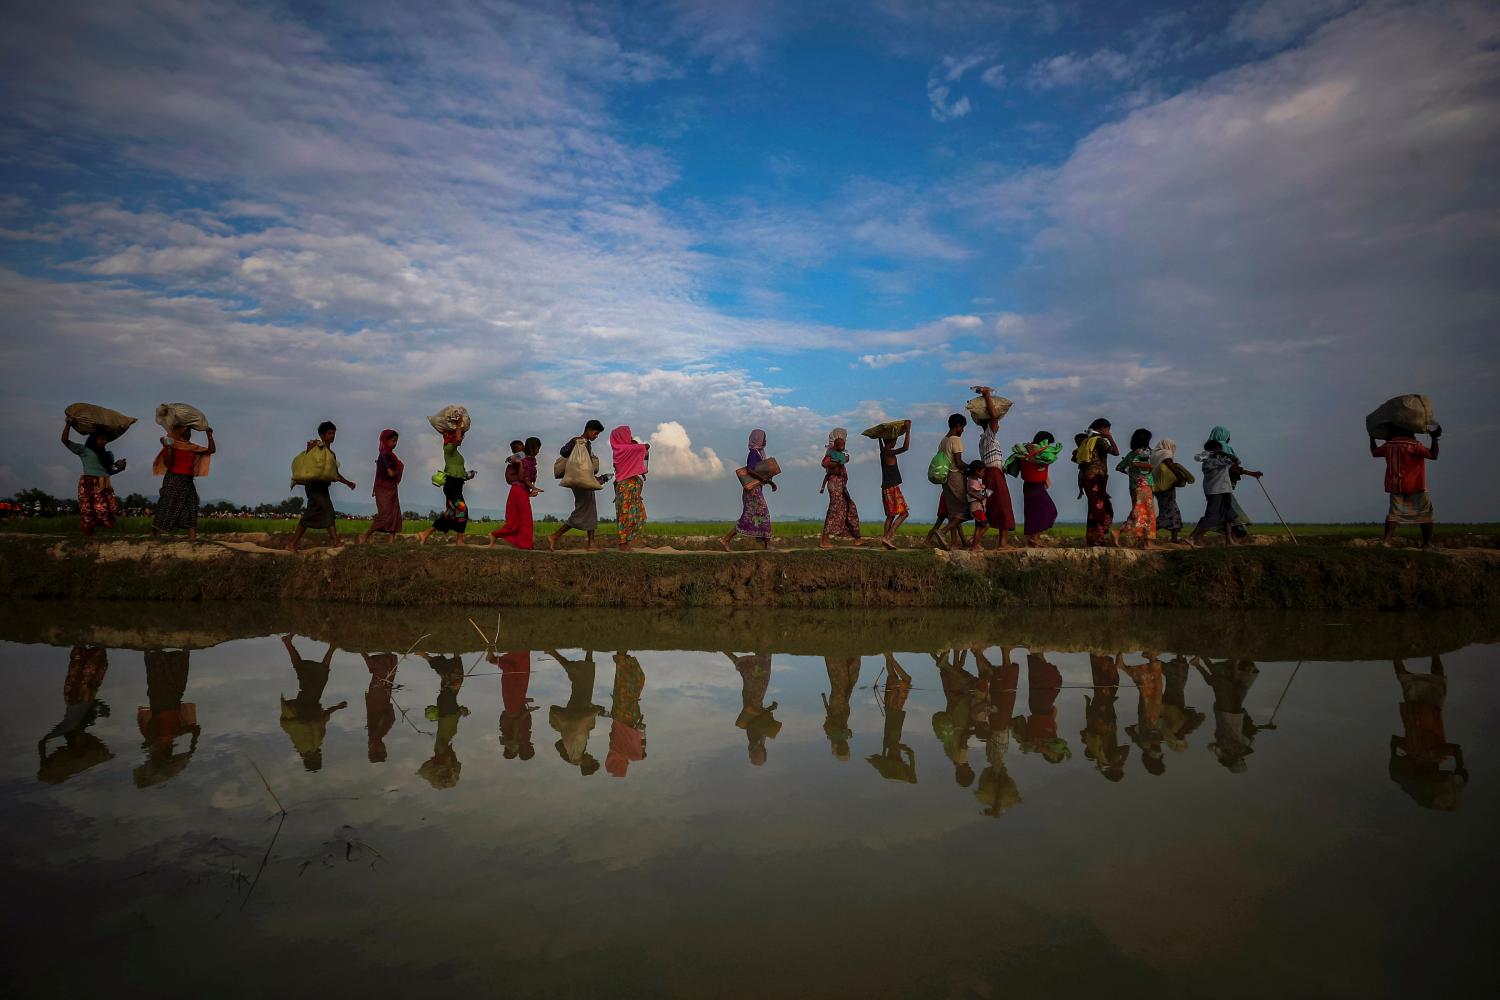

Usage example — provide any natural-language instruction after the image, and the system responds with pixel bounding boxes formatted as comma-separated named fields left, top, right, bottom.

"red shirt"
left=165, top=446, right=198, bottom=476
left=1374, top=439, right=1432, bottom=494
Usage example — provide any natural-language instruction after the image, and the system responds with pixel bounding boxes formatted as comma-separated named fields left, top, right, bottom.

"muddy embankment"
left=3, top=533, right=1498, bottom=614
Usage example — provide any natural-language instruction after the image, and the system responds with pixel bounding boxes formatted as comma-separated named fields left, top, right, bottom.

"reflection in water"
left=1122, top=654, right=1166, bottom=776
left=548, top=649, right=605, bottom=776
left=1197, top=656, right=1262, bottom=773
left=976, top=647, right=1021, bottom=817
left=1391, top=655, right=1468, bottom=811
left=868, top=653, right=916, bottom=783
left=1082, top=653, right=1127, bottom=781
left=1160, top=655, right=1207, bottom=754
left=933, top=648, right=978, bottom=787
left=135, top=649, right=200, bottom=788
left=1015, top=651, right=1071, bottom=764
left=37, top=644, right=112, bottom=784
left=729, top=651, right=780, bottom=766
left=362, top=652, right=398, bottom=764
left=492, top=649, right=536, bottom=761
left=821, top=655, right=860, bottom=761
left=418, top=653, right=470, bottom=789
left=279, top=637, right=347, bottom=772
left=606, top=651, right=647, bottom=778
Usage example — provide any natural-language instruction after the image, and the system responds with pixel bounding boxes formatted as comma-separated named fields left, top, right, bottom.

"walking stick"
left=1262, top=661, right=1302, bottom=731
left=1256, top=477, right=1299, bottom=545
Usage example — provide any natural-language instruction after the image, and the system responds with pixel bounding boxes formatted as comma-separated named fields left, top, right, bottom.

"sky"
left=0, top=0, right=1496, bottom=522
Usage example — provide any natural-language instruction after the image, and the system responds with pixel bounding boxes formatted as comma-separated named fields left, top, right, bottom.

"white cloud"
left=1228, top=0, right=1359, bottom=47
left=980, top=63, right=1006, bottom=88
left=1027, top=49, right=1133, bottom=89
left=858, top=347, right=930, bottom=369
left=927, top=54, right=987, bottom=121
left=645, top=421, right=725, bottom=480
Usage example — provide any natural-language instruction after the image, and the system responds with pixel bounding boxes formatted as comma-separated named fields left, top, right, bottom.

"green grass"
left=6, top=514, right=1499, bottom=543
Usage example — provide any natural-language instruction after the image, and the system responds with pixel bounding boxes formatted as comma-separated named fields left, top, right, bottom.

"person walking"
left=722, top=429, right=776, bottom=550
left=1117, top=428, right=1157, bottom=548
left=288, top=422, right=356, bottom=553
left=1010, top=431, right=1061, bottom=546
left=150, top=424, right=215, bottom=540
left=61, top=416, right=127, bottom=536
left=610, top=426, right=650, bottom=551
left=549, top=420, right=611, bottom=551
left=1371, top=424, right=1441, bottom=548
left=489, top=437, right=541, bottom=550
left=819, top=428, right=865, bottom=548
left=975, top=387, right=1016, bottom=548
left=925, top=413, right=969, bottom=550
left=878, top=421, right=912, bottom=549
left=1075, top=418, right=1119, bottom=547
left=417, top=425, right=476, bottom=545
left=360, top=429, right=404, bottom=543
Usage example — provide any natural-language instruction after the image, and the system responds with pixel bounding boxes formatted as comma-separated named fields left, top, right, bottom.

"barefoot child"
left=965, top=460, right=989, bottom=550
left=879, top=420, right=912, bottom=550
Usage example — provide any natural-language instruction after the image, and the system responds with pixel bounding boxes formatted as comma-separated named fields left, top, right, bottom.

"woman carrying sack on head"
left=418, top=425, right=476, bottom=545
left=61, top=414, right=129, bottom=536
left=150, top=422, right=215, bottom=540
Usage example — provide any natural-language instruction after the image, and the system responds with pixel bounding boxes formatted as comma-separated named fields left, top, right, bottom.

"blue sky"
left=1, top=0, right=1496, bottom=521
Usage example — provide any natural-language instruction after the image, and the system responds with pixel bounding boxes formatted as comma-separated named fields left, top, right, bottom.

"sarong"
left=1022, top=481, right=1057, bottom=535
left=615, top=475, right=646, bottom=544
left=370, top=481, right=402, bottom=534
left=1197, top=493, right=1235, bottom=533
left=1121, top=476, right=1156, bottom=541
left=823, top=476, right=861, bottom=538
left=882, top=485, right=908, bottom=519
left=1154, top=487, right=1183, bottom=532
left=736, top=484, right=772, bottom=539
left=490, top=481, right=534, bottom=549
left=432, top=477, right=468, bottom=533
left=941, top=471, right=967, bottom=522
left=565, top=487, right=598, bottom=532
left=77, top=475, right=119, bottom=533
left=982, top=466, right=1015, bottom=532
left=153, top=471, right=199, bottom=531
left=300, top=482, right=335, bottom=529
left=1082, top=473, right=1113, bottom=544
left=1387, top=491, right=1433, bottom=525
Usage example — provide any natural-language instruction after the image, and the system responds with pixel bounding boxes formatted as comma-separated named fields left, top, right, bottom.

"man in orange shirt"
left=1370, top=425, right=1441, bottom=547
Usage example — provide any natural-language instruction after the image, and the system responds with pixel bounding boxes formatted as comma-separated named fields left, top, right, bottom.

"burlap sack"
left=65, top=403, right=137, bottom=442
left=861, top=420, right=908, bottom=441
left=1366, top=395, right=1436, bottom=439
left=965, top=395, right=1012, bottom=425
left=427, top=405, right=472, bottom=435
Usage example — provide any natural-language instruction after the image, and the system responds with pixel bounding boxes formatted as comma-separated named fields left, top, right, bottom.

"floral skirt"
left=881, top=485, right=908, bottom=519
left=1082, top=474, right=1113, bottom=544
left=153, top=471, right=199, bottom=531
left=1154, top=487, right=1183, bottom=532
left=432, top=477, right=468, bottom=533
left=615, top=475, right=646, bottom=544
left=823, top=476, right=860, bottom=538
left=1122, top=478, right=1156, bottom=540
left=736, top=485, right=772, bottom=539
left=78, top=475, right=118, bottom=533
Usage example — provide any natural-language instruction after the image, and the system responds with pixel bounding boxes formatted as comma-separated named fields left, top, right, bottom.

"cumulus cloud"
left=927, top=54, right=988, bottom=121
left=645, top=421, right=725, bottom=480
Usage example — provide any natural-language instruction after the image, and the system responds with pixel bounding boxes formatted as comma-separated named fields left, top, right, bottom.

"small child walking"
left=1189, top=439, right=1262, bottom=546
left=1371, top=425, right=1441, bottom=547
left=965, top=460, right=989, bottom=550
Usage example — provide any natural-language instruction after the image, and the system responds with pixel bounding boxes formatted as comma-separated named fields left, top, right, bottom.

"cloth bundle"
left=155, top=402, right=210, bottom=433
left=965, top=394, right=1012, bottom=425
left=291, top=443, right=341, bottom=485
left=559, top=441, right=603, bottom=490
left=1366, top=394, right=1436, bottom=439
left=65, top=402, right=137, bottom=442
left=860, top=420, right=907, bottom=441
left=427, top=405, right=472, bottom=435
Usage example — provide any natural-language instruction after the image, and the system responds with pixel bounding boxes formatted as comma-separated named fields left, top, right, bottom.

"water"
left=0, top=602, right=1494, bottom=998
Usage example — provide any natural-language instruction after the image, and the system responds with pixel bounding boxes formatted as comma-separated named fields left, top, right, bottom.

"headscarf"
left=1209, top=426, right=1236, bottom=458
left=378, top=429, right=404, bottom=479
left=1150, top=438, right=1176, bottom=472
left=747, top=428, right=767, bottom=468
left=610, top=425, right=648, bottom=481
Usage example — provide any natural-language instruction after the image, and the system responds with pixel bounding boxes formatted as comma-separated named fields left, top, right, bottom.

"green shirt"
left=443, top=442, right=467, bottom=478
left=66, top=440, right=112, bottom=477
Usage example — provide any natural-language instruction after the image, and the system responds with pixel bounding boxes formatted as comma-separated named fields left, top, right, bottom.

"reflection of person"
left=606, top=652, right=647, bottom=778
left=1390, top=655, right=1467, bottom=810
left=1160, top=655, right=1207, bottom=752
left=417, top=653, right=469, bottom=789
left=975, top=646, right=1022, bottom=817
left=1195, top=656, right=1262, bottom=773
left=134, top=649, right=202, bottom=788
left=491, top=649, right=536, bottom=761
left=279, top=636, right=347, bottom=772
left=547, top=649, right=605, bottom=775
left=727, top=652, right=781, bottom=765
left=1121, top=653, right=1166, bottom=776
left=1081, top=653, right=1128, bottom=781
left=867, top=653, right=916, bottom=783
left=1013, top=650, right=1071, bottom=763
left=362, top=653, right=399, bottom=763
left=822, top=656, right=861, bottom=761
left=932, top=648, right=978, bottom=786
left=37, top=645, right=113, bottom=784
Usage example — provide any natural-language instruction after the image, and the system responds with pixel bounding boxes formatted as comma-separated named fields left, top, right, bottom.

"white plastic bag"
left=155, top=402, right=210, bottom=433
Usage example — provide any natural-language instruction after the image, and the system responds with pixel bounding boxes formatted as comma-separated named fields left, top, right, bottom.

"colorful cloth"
left=1082, top=473, right=1112, bottom=544
left=1374, top=439, right=1433, bottom=495
left=1155, top=486, right=1183, bottom=532
left=823, top=476, right=861, bottom=538
left=153, top=439, right=210, bottom=478
left=982, top=465, right=1015, bottom=532
left=736, top=483, right=772, bottom=539
left=1387, top=491, right=1433, bottom=525
left=153, top=471, right=199, bottom=531
left=490, top=480, right=534, bottom=548
left=882, top=484, right=908, bottom=519
left=611, top=426, right=649, bottom=482
left=300, top=481, right=335, bottom=529
left=615, top=474, right=646, bottom=543
left=77, top=475, right=119, bottom=533
left=370, top=481, right=402, bottom=533
left=1121, top=478, right=1156, bottom=541
left=432, top=477, right=468, bottom=533
left=1023, top=481, right=1057, bottom=535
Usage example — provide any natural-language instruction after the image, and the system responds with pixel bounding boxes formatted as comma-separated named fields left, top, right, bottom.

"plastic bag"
left=1366, top=395, right=1436, bottom=439
left=927, top=449, right=950, bottom=485
left=560, top=441, right=602, bottom=490
left=861, top=420, right=907, bottom=441
left=65, top=403, right=137, bottom=442
left=291, top=443, right=340, bottom=484
left=965, top=394, right=1012, bottom=425
left=155, top=402, right=209, bottom=433
left=427, top=405, right=472, bottom=435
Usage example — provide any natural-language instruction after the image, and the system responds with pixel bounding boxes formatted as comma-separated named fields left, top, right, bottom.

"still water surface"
left=0, top=603, right=1494, bottom=998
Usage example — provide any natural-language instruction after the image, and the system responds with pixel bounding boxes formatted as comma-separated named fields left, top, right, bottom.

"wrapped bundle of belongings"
left=155, top=402, right=210, bottom=433
left=427, top=405, right=471, bottom=436
left=736, top=457, right=781, bottom=488
left=65, top=402, right=136, bottom=442
left=291, top=443, right=340, bottom=485
left=965, top=394, right=1012, bottom=425
left=860, top=420, right=908, bottom=441
left=1366, top=394, right=1437, bottom=439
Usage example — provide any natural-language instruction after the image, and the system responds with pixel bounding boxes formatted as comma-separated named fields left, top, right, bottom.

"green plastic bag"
left=927, top=448, right=950, bottom=485
left=290, top=443, right=339, bottom=484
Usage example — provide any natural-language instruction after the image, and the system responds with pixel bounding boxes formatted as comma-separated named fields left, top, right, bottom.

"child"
left=506, top=439, right=525, bottom=474
left=1116, top=428, right=1156, bottom=549
left=1010, top=431, right=1061, bottom=546
left=965, top=460, right=989, bottom=549
left=1371, top=426, right=1440, bottom=548
left=1189, top=439, right=1262, bottom=546
left=878, top=420, right=912, bottom=550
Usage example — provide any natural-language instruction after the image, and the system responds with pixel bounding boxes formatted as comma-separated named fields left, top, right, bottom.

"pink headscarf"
left=611, top=425, right=648, bottom=481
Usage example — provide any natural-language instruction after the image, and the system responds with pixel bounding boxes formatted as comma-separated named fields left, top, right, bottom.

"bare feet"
left=881, top=538, right=896, bottom=550
left=547, top=534, right=558, bottom=551
left=417, top=530, right=431, bottom=545
left=720, top=537, right=732, bottom=552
